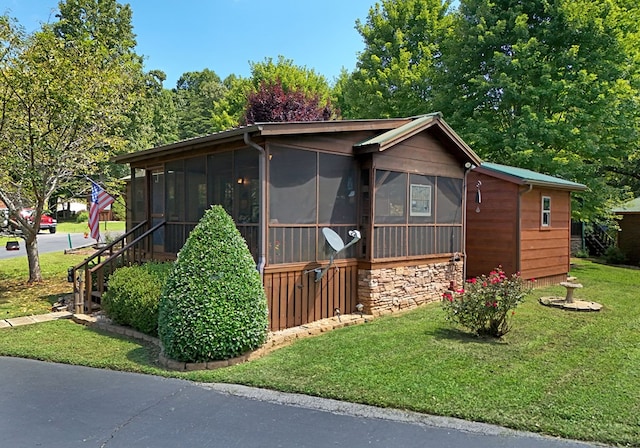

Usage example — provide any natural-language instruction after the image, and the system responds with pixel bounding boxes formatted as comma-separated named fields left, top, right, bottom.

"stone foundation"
left=357, top=260, right=463, bottom=315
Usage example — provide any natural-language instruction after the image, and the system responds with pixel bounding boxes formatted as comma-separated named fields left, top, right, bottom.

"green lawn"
left=0, top=259, right=638, bottom=445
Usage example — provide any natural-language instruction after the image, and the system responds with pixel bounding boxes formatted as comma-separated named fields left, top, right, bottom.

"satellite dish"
left=322, top=227, right=345, bottom=253
left=305, top=227, right=361, bottom=282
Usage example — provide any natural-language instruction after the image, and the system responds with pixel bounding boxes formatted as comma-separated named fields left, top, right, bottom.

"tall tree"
left=0, top=5, right=143, bottom=282
left=173, top=68, right=227, bottom=139
left=337, top=0, right=454, bottom=119
left=436, top=0, right=640, bottom=220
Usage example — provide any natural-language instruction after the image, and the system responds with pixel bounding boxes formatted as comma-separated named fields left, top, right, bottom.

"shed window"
left=542, top=196, right=551, bottom=227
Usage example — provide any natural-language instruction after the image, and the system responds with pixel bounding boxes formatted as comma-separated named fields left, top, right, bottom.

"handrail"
left=89, top=220, right=166, bottom=274
left=71, top=221, right=148, bottom=272
left=79, top=220, right=166, bottom=313
left=70, top=220, right=168, bottom=313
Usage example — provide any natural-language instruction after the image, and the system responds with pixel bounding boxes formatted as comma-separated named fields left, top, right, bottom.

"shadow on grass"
left=426, top=326, right=507, bottom=345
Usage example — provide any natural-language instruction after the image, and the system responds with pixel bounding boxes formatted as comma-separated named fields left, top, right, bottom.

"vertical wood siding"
left=263, top=263, right=358, bottom=331
left=465, top=173, right=519, bottom=278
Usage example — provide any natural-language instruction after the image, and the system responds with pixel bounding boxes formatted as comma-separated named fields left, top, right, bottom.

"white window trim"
left=541, top=195, right=551, bottom=227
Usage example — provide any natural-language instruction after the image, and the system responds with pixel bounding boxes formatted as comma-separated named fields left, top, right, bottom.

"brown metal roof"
left=114, top=118, right=413, bottom=164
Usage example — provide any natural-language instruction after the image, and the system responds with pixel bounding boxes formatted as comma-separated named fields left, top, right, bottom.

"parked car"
left=9, top=208, right=57, bottom=234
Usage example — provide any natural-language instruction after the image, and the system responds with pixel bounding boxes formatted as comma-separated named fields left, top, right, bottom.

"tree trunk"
left=25, top=232, right=42, bottom=283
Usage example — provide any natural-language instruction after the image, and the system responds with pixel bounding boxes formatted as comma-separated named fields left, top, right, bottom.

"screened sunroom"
left=117, top=114, right=482, bottom=330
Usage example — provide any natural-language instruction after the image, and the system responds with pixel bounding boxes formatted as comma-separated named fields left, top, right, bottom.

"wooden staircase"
left=69, top=220, right=166, bottom=314
left=584, top=224, right=615, bottom=257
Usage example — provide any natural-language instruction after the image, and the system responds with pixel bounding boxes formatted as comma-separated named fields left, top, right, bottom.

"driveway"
left=1, top=231, right=120, bottom=261
left=0, top=357, right=603, bottom=448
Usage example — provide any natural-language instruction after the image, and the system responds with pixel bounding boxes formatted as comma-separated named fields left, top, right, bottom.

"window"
left=374, top=171, right=407, bottom=224
left=269, top=146, right=316, bottom=224
left=410, top=184, right=432, bottom=217
left=542, top=196, right=551, bottom=227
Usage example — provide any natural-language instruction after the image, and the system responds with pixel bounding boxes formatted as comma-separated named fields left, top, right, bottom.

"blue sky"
left=4, top=0, right=375, bottom=88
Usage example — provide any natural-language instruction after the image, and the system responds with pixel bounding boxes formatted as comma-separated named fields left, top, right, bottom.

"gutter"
left=244, top=133, right=267, bottom=279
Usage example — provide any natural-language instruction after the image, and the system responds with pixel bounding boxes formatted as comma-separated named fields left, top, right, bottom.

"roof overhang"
left=473, top=163, right=588, bottom=191
left=114, top=118, right=413, bottom=165
left=353, top=113, right=483, bottom=166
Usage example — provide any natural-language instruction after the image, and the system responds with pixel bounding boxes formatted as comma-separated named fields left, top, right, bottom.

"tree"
left=242, top=78, right=334, bottom=124
left=173, top=68, right=227, bottom=139
left=435, top=0, right=640, bottom=220
left=0, top=5, right=143, bottom=282
left=336, top=0, right=454, bottom=119
left=212, top=56, right=334, bottom=129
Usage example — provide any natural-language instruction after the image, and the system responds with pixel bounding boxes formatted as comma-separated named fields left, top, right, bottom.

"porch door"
left=149, top=168, right=165, bottom=253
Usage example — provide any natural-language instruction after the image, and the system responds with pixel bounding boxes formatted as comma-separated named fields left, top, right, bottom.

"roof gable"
left=353, top=113, right=482, bottom=166
left=475, top=162, right=587, bottom=191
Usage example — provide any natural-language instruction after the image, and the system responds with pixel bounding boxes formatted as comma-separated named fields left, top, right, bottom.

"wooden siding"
left=618, top=213, right=640, bottom=265
left=372, top=133, right=464, bottom=178
left=518, top=189, right=571, bottom=281
left=465, top=172, right=519, bottom=278
left=263, top=261, right=358, bottom=331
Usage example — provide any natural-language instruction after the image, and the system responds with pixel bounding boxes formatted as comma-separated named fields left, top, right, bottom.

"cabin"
left=106, top=113, right=482, bottom=330
left=612, top=197, right=640, bottom=265
left=465, top=162, right=586, bottom=287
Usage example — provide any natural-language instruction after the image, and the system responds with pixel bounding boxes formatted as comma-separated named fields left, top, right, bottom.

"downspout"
left=517, top=184, right=534, bottom=273
left=462, top=163, right=474, bottom=282
left=244, top=132, right=267, bottom=280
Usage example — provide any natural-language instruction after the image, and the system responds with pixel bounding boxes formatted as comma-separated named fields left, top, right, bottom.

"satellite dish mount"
left=305, top=227, right=361, bottom=282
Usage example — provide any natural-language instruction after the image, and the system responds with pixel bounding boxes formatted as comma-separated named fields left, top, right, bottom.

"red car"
left=10, top=209, right=58, bottom=234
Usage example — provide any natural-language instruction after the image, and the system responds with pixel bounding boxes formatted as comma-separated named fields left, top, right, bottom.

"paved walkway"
left=0, top=310, right=72, bottom=328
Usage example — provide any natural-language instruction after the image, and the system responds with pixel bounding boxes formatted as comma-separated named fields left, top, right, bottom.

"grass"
left=0, top=259, right=638, bottom=445
left=0, top=252, right=87, bottom=318
left=56, top=220, right=125, bottom=234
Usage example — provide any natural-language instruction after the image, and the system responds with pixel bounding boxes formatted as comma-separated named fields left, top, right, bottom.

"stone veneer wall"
left=357, top=260, right=463, bottom=315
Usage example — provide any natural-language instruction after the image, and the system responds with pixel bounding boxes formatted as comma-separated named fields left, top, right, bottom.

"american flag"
left=89, top=181, right=115, bottom=241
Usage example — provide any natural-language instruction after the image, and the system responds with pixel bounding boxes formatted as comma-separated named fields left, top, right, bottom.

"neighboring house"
left=113, top=113, right=482, bottom=330
left=465, top=163, right=587, bottom=287
left=612, top=197, right=640, bottom=265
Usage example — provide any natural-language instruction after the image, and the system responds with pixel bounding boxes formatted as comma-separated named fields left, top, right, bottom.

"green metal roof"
left=612, top=197, right=640, bottom=213
left=353, top=113, right=483, bottom=165
left=478, top=162, right=587, bottom=191
left=353, top=113, right=442, bottom=149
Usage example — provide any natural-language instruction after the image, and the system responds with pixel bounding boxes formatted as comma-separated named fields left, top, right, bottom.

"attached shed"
left=612, top=197, right=640, bottom=265
left=113, top=113, right=482, bottom=330
left=466, top=162, right=586, bottom=286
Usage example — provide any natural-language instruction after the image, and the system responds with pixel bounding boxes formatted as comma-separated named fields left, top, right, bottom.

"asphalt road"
left=0, top=357, right=603, bottom=448
left=0, top=231, right=105, bottom=261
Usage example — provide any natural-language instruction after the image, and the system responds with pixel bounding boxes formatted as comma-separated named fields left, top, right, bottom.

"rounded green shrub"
left=102, top=262, right=173, bottom=336
left=158, top=205, right=268, bottom=362
left=76, top=211, right=89, bottom=223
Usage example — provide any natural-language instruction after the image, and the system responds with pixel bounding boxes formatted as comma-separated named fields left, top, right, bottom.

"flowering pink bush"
left=441, top=267, right=532, bottom=337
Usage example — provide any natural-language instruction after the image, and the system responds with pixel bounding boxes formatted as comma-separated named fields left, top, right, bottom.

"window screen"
left=436, top=177, right=463, bottom=224
left=185, top=156, right=207, bottom=222
left=318, top=153, right=357, bottom=224
left=269, top=146, right=316, bottom=224
left=166, top=160, right=185, bottom=222
left=207, top=151, right=233, bottom=215
left=409, top=174, right=435, bottom=224
left=374, top=170, right=407, bottom=224
left=235, top=149, right=259, bottom=224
